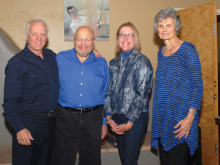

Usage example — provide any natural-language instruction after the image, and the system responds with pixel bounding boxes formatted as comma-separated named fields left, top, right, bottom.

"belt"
left=22, top=110, right=59, bottom=118
left=58, top=104, right=103, bottom=113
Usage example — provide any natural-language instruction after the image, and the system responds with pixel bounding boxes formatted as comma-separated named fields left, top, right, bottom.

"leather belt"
left=58, top=104, right=102, bottom=113
left=22, top=110, right=59, bottom=118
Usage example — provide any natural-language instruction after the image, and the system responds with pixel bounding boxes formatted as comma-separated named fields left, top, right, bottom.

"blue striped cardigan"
left=151, top=41, right=203, bottom=155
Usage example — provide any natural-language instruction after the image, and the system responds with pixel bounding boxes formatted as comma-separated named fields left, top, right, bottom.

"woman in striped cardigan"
left=151, top=8, right=203, bottom=165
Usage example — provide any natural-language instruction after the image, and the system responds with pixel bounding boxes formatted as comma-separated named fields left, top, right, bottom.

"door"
left=177, top=3, right=218, bottom=165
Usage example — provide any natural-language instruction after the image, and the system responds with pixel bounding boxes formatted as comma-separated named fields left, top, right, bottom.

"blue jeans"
left=113, top=112, right=148, bottom=165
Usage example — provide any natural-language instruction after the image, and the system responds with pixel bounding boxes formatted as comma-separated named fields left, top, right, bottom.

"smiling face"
left=74, top=26, right=95, bottom=58
left=117, top=26, right=135, bottom=52
left=26, top=22, right=47, bottom=55
left=157, top=17, right=177, bottom=41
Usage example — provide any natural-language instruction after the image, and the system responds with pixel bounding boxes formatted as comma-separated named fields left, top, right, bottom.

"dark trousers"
left=159, top=140, right=193, bottom=165
left=12, top=115, right=56, bottom=165
left=55, top=106, right=103, bottom=165
left=113, top=112, right=148, bottom=165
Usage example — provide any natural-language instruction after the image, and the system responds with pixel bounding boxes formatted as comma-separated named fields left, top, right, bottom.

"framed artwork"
left=64, top=0, right=109, bottom=41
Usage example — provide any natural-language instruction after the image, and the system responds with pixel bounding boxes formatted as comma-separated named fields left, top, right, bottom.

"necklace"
left=163, top=38, right=178, bottom=52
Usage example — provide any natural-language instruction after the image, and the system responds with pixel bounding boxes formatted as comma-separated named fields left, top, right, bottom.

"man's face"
left=74, top=27, right=95, bottom=57
left=26, top=22, right=47, bottom=55
left=69, top=7, right=78, bottom=17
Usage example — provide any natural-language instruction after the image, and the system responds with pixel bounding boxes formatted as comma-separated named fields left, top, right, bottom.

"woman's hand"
left=173, top=109, right=196, bottom=139
left=107, top=119, right=124, bottom=135
left=115, top=121, right=133, bottom=135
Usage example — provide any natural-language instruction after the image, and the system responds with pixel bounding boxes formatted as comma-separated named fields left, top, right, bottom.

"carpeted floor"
left=0, top=145, right=11, bottom=164
left=0, top=132, right=151, bottom=164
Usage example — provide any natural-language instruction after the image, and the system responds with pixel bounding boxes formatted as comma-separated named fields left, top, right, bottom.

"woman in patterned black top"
left=151, top=8, right=203, bottom=165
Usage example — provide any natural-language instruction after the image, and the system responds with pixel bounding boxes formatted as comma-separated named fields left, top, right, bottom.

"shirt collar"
left=120, top=49, right=138, bottom=61
left=24, top=44, right=47, bottom=59
left=121, top=48, right=134, bottom=61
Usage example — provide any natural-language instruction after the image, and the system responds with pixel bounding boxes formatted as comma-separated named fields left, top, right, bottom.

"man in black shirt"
left=2, top=19, right=59, bottom=165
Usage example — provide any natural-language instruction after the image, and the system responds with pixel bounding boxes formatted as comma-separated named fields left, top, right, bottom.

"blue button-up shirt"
left=3, top=45, right=59, bottom=133
left=56, top=49, right=109, bottom=123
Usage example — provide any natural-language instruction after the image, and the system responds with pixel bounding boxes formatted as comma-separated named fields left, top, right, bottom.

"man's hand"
left=93, top=49, right=102, bottom=57
left=101, top=125, right=108, bottom=140
left=17, top=128, right=34, bottom=146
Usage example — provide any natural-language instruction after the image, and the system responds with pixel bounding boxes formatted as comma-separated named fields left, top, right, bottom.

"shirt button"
left=81, top=72, right=83, bottom=75
left=80, top=94, right=82, bottom=96
left=81, top=83, right=83, bottom=85
left=79, top=105, right=81, bottom=107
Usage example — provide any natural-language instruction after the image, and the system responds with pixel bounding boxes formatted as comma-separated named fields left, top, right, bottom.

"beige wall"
left=0, top=0, right=219, bottom=145
left=0, top=0, right=219, bottom=69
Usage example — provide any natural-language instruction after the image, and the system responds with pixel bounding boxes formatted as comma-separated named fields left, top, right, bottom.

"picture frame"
left=64, top=0, right=109, bottom=41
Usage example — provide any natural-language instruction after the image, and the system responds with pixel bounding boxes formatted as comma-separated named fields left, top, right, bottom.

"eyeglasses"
left=75, top=38, right=94, bottom=43
left=118, top=33, right=135, bottom=39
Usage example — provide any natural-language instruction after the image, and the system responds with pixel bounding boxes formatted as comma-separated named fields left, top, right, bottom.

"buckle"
left=48, top=111, right=57, bottom=117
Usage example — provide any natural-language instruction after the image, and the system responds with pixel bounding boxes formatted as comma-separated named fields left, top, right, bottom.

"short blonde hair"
left=116, top=22, right=141, bottom=53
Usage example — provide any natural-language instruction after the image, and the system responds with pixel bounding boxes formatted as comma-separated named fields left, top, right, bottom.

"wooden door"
left=177, top=3, right=218, bottom=165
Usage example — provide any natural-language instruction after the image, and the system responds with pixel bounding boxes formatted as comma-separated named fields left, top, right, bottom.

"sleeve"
left=102, top=116, right=107, bottom=125
left=187, top=45, right=203, bottom=110
left=104, top=62, right=112, bottom=115
left=104, top=88, right=112, bottom=114
left=151, top=52, right=160, bottom=150
left=126, top=57, right=154, bottom=122
left=2, top=59, right=25, bottom=133
left=102, top=61, right=109, bottom=126
left=103, top=60, right=109, bottom=99
left=151, top=79, right=159, bottom=150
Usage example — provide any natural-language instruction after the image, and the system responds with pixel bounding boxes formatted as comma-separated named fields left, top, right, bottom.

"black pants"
left=12, top=115, right=56, bottom=165
left=55, top=106, right=103, bottom=165
left=159, top=140, right=193, bottom=165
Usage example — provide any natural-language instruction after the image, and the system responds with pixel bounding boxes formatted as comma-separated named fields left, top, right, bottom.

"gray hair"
left=154, top=8, right=181, bottom=34
left=25, top=19, right=49, bottom=35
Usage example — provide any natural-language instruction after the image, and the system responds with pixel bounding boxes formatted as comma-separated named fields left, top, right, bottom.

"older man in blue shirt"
left=55, top=26, right=109, bottom=165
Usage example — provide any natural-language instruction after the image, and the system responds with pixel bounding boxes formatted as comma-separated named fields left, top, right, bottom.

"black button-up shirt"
left=2, top=45, right=59, bottom=133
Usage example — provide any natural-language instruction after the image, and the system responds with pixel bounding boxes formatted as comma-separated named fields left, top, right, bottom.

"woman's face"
left=157, top=17, right=177, bottom=40
left=117, top=26, right=135, bottom=52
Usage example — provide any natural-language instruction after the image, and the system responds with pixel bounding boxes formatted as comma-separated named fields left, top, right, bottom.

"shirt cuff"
left=12, top=119, right=25, bottom=133
left=128, top=119, right=134, bottom=123
left=102, top=116, right=107, bottom=125
left=105, top=113, right=112, bottom=117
